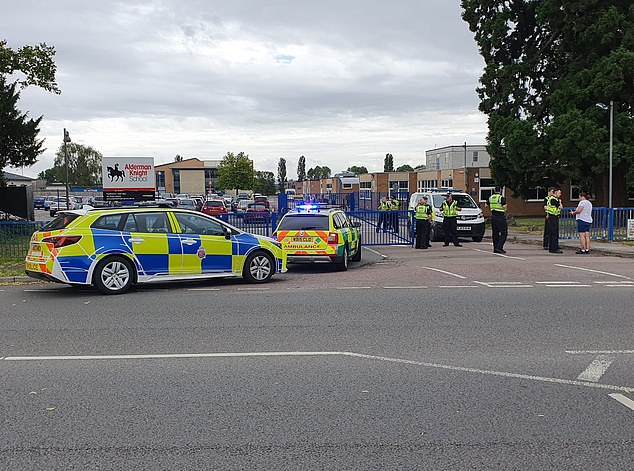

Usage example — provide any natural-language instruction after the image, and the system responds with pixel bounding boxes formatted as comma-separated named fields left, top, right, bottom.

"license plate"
left=291, top=237, right=313, bottom=242
left=26, top=261, right=41, bottom=271
left=457, top=226, right=471, bottom=231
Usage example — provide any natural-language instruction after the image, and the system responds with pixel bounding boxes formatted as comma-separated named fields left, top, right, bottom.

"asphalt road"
left=2, top=241, right=634, bottom=469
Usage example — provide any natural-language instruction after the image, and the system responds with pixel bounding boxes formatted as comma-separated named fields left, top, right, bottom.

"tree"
left=297, top=155, right=306, bottom=181
left=38, top=167, right=59, bottom=184
left=253, top=171, right=276, bottom=195
left=461, top=1, right=634, bottom=200
left=414, top=164, right=427, bottom=171
left=306, top=166, right=332, bottom=180
left=0, top=77, right=44, bottom=186
left=174, top=154, right=183, bottom=162
left=0, top=40, right=59, bottom=185
left=384, top=153, right=394, bottom=172
left=396, top=164, right=414, bottom=172
left=277, top=158, right=287, bottom=192
left=218, top=151, right=255, bottom=193
left=347, top=165, right=368, bottom=174
left=53, top=142, right=103, bottom=186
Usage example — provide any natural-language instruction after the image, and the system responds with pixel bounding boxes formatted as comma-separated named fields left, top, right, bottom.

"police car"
left=273, top=203, right=361, bottom=270
left=25, top=206, right=287, bottom=294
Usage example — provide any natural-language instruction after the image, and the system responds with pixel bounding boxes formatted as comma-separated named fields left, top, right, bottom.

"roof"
left=3, top=171, right=35, bottom=181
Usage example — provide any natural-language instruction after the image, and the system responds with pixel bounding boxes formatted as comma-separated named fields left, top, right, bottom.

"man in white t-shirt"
left=569, top=192, right=593, bottom=254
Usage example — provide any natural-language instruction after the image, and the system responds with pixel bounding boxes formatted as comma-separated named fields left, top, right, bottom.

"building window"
left=342, top=183, right=352, bottom=189
left=526, top=186, right=547, bottom=201
left=389, top=180, right=408, bottom=197
left=472, top=151, right=479, bottom=162
left=440, top=178, right=453, bottom=189
left=478, top=178, right=495, bottom=203
left=172, top=169, right=180, bottom=194
left=570, top=184, right=582, bottom=201
left=156, top=171, right=165, bottom=192
left=417, top=179, right=437, bottom=191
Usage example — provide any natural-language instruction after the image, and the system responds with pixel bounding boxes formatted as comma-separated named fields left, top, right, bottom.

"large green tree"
left=384, top=153, right=394, bottom=172
left=396, top=164, right=414, bottom=172
left=462, top=1, right=634, bottom=201
left=347, top=165, right=368, bottom=174
left=277, top=158, right=287, bottom=192
left=297, top=155, right=306, bottom=181
left=0, top=76, right=44, bottom=183
left=52, top=142, right=103, bottom=186
left=253, top=171, right=276, bottom=195
left=0, top=40, right=59, bottom=185
left=306, top=166, right=331, bottom=180
left=218, top=151, right=255, bottom=193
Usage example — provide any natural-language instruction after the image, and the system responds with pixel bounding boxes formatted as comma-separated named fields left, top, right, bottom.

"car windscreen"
left=432, top=194, right=478, bottom=209
left=277, top=214, right=330, bottom=231
left=205, top=200, right=224, bottom=207
left=41, top=213, right=81, bottom=231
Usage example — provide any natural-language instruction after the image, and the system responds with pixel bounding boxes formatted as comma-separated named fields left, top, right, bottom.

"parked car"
left=235, top=199, right=254, bottom=215
left=33, top=196, right=47, bottom=209
left=201, top=199, right=228, bottom=216
left=49, top=197, right=72, bottom=215
left=25, top=206, right=287, bottom=294
left=177, top=198, right=197, bottom=211
left=244, top=203, right=269, bottom=223
left=253, top=195, right=270, bottom=209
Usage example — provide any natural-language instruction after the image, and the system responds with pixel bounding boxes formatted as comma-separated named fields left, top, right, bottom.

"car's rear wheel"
left=93, top=256, right=134, bottom=295
left=243, top=251, right=275, bottom=283
left=336, top=246, right=349, bottom=271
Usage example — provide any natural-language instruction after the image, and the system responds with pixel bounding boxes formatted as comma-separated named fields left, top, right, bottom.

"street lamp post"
left=63, top=128, right=71, bottom=208
left=463, top=141, right=468, bottom=191
left=608, top=100, right=614, bottom=209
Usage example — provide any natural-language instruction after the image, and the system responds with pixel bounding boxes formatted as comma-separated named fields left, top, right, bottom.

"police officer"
left=389, top=195, right=400, bottom=231
left=487, top=187, right=507, bottom=253
left=414, top=196, right=433, bottom=249
left=545, top=188, right=563, bottom=253
left=542, top=187, right=555, bottom=250
left=441, top=193, right=462, bottom=247
left=376, top=196, right=389, bottom=232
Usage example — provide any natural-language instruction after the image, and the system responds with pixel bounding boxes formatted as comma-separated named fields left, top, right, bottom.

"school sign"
left=102, top=157, right=155, bottom=201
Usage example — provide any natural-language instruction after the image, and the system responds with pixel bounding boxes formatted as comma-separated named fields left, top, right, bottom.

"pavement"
left=3, top=231, right=633, bottom=285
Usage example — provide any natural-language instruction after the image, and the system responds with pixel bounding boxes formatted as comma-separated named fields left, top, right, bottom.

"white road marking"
left=576, top=355, right=615, bottom=382
left=609, top=393, right=634, bottom=412
left=439, top=285, right=479, bottom=288
left=544, top=285, right=592, bottom=288
left=383, top=286, right=427, bottom=289
left=2, top=351, right=344, bottom=361
left=4, top=350, right=631, bottom=394
left=554, top=264, right=631, bottom=280
left=566, top=350, right=634, bottom=355
left=421, top=267, right=466, bottom=279
left=237, top=287, right=271, bottom=291
left=22, top=289, right=53, bottom=292
left=536, top=281, right=579, bottom=284
left=363, top=247, right=387, bottom=258
left=187, top=288, right=220, bottom=291
left=472, top=248, right=525, bottom=260
left=473, top=281, right=532, bottom=288
left=604, top=284, right=634, bottom=288
left=335, top=286, right=372, bottom=290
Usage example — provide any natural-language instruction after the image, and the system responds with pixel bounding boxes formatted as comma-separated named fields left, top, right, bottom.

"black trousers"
left=545, top=215, right=560, bottom=251
left=443, top=217, right=459, bottom=245
left=543, top=216, right=550, bottom=248
left=415, top=219, right=430, bottom=249
left=377, top=212, right=387, bottom=231
left=491, top=213, right=508, bottom=251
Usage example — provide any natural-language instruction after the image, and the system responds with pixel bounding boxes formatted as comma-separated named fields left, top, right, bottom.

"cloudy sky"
left=4, top=0, right=487, bottom=180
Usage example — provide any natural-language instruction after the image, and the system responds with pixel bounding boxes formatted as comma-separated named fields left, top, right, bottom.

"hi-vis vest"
left=414, top=204, right=432, bottom=220
left=545, top=195, right=561, bottom=216
left=390, top=199, right=400, bottom=210
left=379, top=201, right=390, bottom=210
left=442, top=200, right=458, bottom=217
left=489, top=194, right=505, bottom=213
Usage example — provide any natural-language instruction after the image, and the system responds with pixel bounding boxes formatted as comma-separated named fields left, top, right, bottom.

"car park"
left=244, top=203, right=269, bottom=223
left=273, top=203, right=361, bottom=271
left=201, top=199, right=228, bottom=216
left=176, top=198, right=197, bottom=211
left=408, top=190, right=485, bottom=242
left=253, top=195, right=270, bottom=209
left=33, top=196, right=46, bottom=209
left=25, top=206, right=287, bottom=294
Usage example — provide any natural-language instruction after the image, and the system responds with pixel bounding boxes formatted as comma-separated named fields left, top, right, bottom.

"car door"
left=121, top=211, right=180, bottom=276
left=171, top=211, right=233, bottom=274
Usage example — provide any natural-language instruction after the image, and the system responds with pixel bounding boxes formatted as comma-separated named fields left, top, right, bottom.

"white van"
left=408, top=190, right=485, bottom=242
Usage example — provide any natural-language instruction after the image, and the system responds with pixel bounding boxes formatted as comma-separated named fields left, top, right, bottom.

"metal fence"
left=0, top=221, right=45, bottom=258
left=558, top=207, right=634, bottom=241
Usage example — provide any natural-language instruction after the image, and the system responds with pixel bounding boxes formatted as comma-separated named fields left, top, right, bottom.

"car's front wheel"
left=93, top=256, right=135, bottom=295
left=243, top=251, right=275, bottom=283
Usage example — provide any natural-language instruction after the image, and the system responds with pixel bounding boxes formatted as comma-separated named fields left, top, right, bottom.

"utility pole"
left=463, top=141, right=468, bottom=191
left=63, top=128, right=71, bottom=208
left=609, top=101, right=613, bottom=209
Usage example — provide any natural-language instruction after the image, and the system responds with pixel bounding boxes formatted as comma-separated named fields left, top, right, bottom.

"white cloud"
left=4, top=0, right=486, bottom=179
